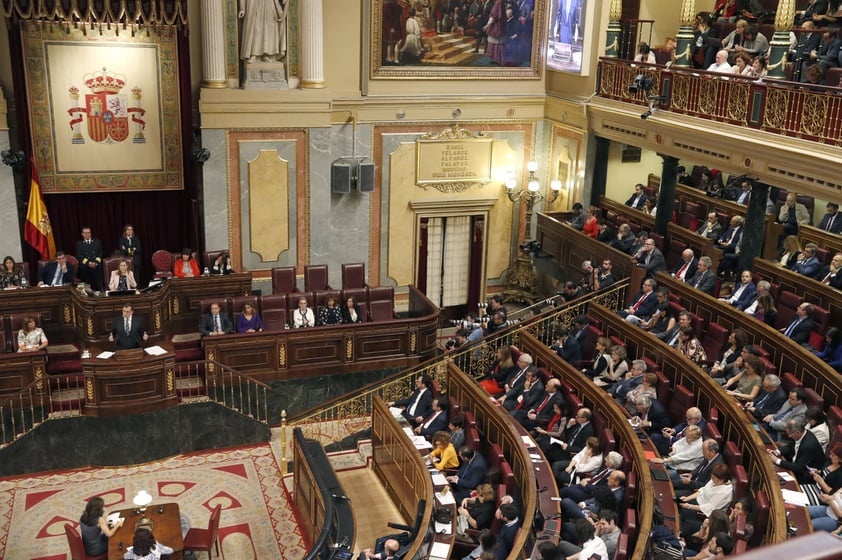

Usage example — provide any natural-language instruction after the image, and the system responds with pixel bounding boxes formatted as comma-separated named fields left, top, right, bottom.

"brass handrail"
left=288, top=281, right=630, bottom=447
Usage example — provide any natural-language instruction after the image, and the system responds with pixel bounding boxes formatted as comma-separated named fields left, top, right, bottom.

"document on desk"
left=96, top=351, right=115, bottom=359
left=549, top=437, right=563, bottom=447
left=106, top=511, right=124, bottom=527
left=403, top=427, right=415, bottom=437
left=389, top=407, right=404, bottom=418
left=434, top=521, right=452, bottom=535
left=781, top=488, right=809, bottom=507
left=429, top=542, right=450, bottom=559
left=431, top=472, right=448, bottom=486
left=522, top=435, right=535, bottom=446
left=436, top=490, right=456, bottom=505
left=144, top=345, right=167, bottom=356
left=410, top=436, right=432, bottom=450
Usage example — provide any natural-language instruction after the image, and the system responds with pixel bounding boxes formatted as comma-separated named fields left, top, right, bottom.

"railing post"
left=605, top=0, right=623, bottom=58
left=768, top=0, right=796, bottom=78
left=673, top=0, right=697, bottom=68
left=280, top=409, right=288, bottom=473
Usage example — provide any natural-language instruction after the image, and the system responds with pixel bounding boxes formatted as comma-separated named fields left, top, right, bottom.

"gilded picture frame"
left=371, top=0, right=546, bottom=79
left=22, top=21, right=183, bottom=192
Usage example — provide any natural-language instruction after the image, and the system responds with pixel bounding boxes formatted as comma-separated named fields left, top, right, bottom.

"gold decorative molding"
left=278, top=343, right=287, bottom=368
left=775, top=0, right=796, bottom=31
left=609, top=0, right=623, bottom=22
left=166, top=368, right=174, bottom=392
left=86, top=316, right=94, bottom=337
left=419, top=124, right=485, bottom=141
left=34, top=366, right=44, bottom=391
left=155, top=309, right=162, bottom=330
left=680, top=0, right=697, bottom=25
left=247, top=149, right=290, bottom=262
left=85, top=378, right=94, bottom=402
left=410, top=331, right=417, bottom=354
left=345, top=337, right=353, bottom=361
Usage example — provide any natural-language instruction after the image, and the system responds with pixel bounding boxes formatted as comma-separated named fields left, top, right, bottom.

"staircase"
left=423, top=32, right=480, bottom=65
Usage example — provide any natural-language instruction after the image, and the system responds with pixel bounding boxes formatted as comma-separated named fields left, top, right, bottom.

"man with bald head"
left=707, top=49, right=732, bottom=72
left=651, top=406, right=707, bottom=455
left=514, top=377, right=564, bottom=430
left=359, top=538, right=400, bottom=560
left=672, top=248, right=697, bottom=282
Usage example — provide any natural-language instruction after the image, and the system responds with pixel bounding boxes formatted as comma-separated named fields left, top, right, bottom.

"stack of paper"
left=436, top=490, right=456, bottom=505
left=429, top=542, right=451, bottom=560
left=431, top=472, right=448, bottom=486
left=781, top=488, right=809, bottom=507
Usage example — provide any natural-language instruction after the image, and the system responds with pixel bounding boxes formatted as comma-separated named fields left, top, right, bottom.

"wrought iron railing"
left=195, top=359, right=271, bottom=424
left=597, top=57, right=842, bottom=146
left=287, top=281, right=629, bottom=449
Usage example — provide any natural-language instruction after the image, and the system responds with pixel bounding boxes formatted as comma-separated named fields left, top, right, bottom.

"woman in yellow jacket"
left=428, top=431, right=460, bottom=470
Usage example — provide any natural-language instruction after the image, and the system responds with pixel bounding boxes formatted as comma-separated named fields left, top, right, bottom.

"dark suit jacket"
left=39, top=261, right=76, bottom=286
left=817, top=212, right=842, bottom=234
left=609, top=232, right=636, bottom=254
left=717, top=226, right=743, bottom=251
left=118, top=235, right=142, bottom=260
left=626, top=290, right=659, bottom=320
left=564, top=421, right=595, bottom=456
left=418, top=410, right=449, bottom=438
left=503, top=366, right=533, bottom=401
left=785, top=316, right=815, bottom=346
left=672, top=258, right=698, bottom=281
left=688, top=453, right=725, bottom=490
left=669, top=418, right=708, bottom=445
left=819, top=268, right=842, bottom=289
left=792, top=256, right=821, bottom=279
left=750, top=387, right=788, bottom=419
left=638, top=248, right=666, bottom=274
left=531, top=391, right=564, bottom=425
left=75, top=239, right=103, bottom=267
left=731, top=282, right=757, bottom=310
left=454, top=453, right=488, bottom=492
left=696, top=221, right=722, bottom=240
left=111, top=314, right=146, bottom=350
left=779, top=430, right=826, bottom=484
left=499, top=520, right=520, bottom=556
left=393, top=387, right=433, bottom=420
left=689, top=270, right=716, bottom=294
left=625, top=193, right=646, bottom=209
left=200, top=312, right=234, bottom=336
left=640, top=400, right=671, bottom=434
left=516, top=379, right=545, bottom=411
left=610, top=375, right=644, bottom=401
left=554, top=337, right=582, bottom=365
left=341, top=304, right=365, bottom=323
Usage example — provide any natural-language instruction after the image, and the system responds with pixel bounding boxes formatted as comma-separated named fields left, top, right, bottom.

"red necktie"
left=633, top=293, right=647, bottom=311
left=535, top=394, right=551, bottom=414
left=676, top=261, right=689, bottom=279
left=822, top=273, right=832, bottom=284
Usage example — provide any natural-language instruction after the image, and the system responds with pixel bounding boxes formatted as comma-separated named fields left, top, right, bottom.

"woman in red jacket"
left=173, top=248, right=200, bottom=278
left=582, top=206, right=600, bottom=238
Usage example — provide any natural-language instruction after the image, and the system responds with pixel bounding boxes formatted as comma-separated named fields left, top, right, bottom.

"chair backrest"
left=203, top=250, right=227, bottom=269
left=704, top=422, right=723, bottom=446
left=304, top=264, right=330, bottom=291
left=6, top=312, right=43, bottom=334
left=208, top=503, right=222, bottom=540
left=151, top=250, right=174, bottom=277
left=733, top=464, right=749, bottom=501
left=774, top=290, right=803, bottom=330
left=341, top=262, right=367, bottom=289
left=368, top=286, right=395, bottom=322
left=613, top=532, right=629, bottom=560
left=723, top=440, right=743, bottom=470
left=599, top=426, right=616, bottom=454
left=669, top=384, right=695, bottom=425
left=701, top=322, right=729, bottom=364
left=750, top=490, right=769, bottom=547
left=0, top=330, right=6, bottom=354
left=231, top=295, right=259, bottom=328
left=199, top=299, right=230, bottom=317
left=811, top=305, right=830, bottom=335
left=64, top=523, right=88, bottom=560
left=102, top=256, right=133, bottom=284
left=624, top=471, right=637, bottom=511
left=271, top=266, right=298, bottom=294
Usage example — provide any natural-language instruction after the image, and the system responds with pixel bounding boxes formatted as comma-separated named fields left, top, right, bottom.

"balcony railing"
left=597, top=58, right=842, bottom=146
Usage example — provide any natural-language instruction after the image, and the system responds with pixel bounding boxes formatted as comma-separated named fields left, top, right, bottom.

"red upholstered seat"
left=614, top=532, right=629, bottom=560
left=704, top=422, right=723, bottom=446
left=231, top=295, right=259, bottom=330
left=151, top=250, right=174, bottom=279
left=271, top=266, right=297, bottom=294
left=669, top=385, right=695, bottom=425
left=599, top=427, right=616, bottom=454
left=102, top=256, right=134, bottom=286
left=341, top=262, right=367, bottom=289
left=723, top=440, right=743, bottom=471
left=774, top=290, right=803, bottom=330
left=750, top=490, right=769, bottom=547
left=701, top=322, right=729, bottom=366
left=812, top=305, right=830, bottom=335
left=183, top=503, right=222, bottom=559
left=368, top=286, right=396, bottom=322
left=65, top=523, right=107, bottom=560
left=304, top=264, right=331, bottom=292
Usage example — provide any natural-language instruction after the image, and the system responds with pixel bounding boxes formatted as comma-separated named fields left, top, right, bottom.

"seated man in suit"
left=778, top=192, right=811, bottom=236
left=767, top=416, right=826, bottom=484
left=549, top=327, right=581, bottom=366
left=507, top=369, right=544, bottom=414
left=673, top=439, right=724, bottom=497
left=618, top=278, right=658, bottom=324
left=548, top=408, right=595, bottom=464
left=388, top=374, right=433, bottom=426
left=625, top=183, right=647, bottom=209
left=199, top=302, right=234, bottom=336
left=358, top=538, right=400, bottom=560
left=609, top=223, right=636, bottom=254
left=672, top=249, right=698, bottom=282
left=721, top=269, right=757, bottom=309
left=496, top=503, right=521, bottom=557
left=513, top=378, right=563, bottom=430
left=109, top=303, right=148, bottom=350
left=629, top=395, right=670, bottom=437
left=496, top=353, right=536, bottom=411
left=759, top=387, right=807, bottom=440
left=558, top=451, right=624, bottom=503
left=636, top=238, right=666, bottom=276
left=817, top=202, right=841, bottom=233
left=607, top=360, right=647, bottom=402
left=38, top=251, right=76, bottom=287
left=791, top=243, right=822, bottom=279
left=560, top=470, right=626, bottom=541
left=415, top=397, right=448, bottom=438
left=714, top=216, right=744, bottom=259
left=781, top=302, right=816, bottom=346
left=745, top=374, right=788, bottom=421
left=446, top=446, right=488, bottom=503
left=688, top=256, right=716, bottom=295
left=650, top=406, right=707, bottom=456
left=818, top=252, right=842, bottom=289
left=696, top=212, right=723, bottom=241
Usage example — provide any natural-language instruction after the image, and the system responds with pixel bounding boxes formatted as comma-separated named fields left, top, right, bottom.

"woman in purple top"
left=237, top=303, right=264, bottom=333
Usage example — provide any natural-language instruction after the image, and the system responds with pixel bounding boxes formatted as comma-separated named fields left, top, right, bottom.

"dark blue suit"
left=817, top=212, right=842, bottom=234
left=716, top=226, right=742, bottom=253
left=749, top=387, right=788, bottom=419
left=618, top=290, right=658, bottom=321
left=730, top=282, right=757, bottom=310
left=394, top=388, right=433, bottom=424
left=417, top=410, right=448, bottom=438
left=452, top=453, right=488, bottom=502
left=792, top=256, right=821, bottom=279
left=39, top=261, right=76, bottom=286
left=552, top=337, right=581, bottom=365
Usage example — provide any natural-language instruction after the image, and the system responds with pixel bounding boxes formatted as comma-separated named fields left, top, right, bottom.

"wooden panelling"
left=753, top=258, right=842, bottom=324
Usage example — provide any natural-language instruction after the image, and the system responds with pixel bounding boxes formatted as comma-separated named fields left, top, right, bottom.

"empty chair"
left=260, top=294, right=289, bottom=330
left=271, top=266, right=297, bottom=294
left=64, top=523, right=106, bottom=560
left=701, top=322, right=729, bottom=365
left=304, top=264, right=330, bottom=291
left=368, top=286, right=396, bottom=322
left=151, top=249, right=174, bottom=280
left=811, top=305, right=830, bottom=336
left=669, top=385, right=696, bottom=425
left=341, top=262, right=367, bottom=289
left=183, top=504, right=222, bottom=559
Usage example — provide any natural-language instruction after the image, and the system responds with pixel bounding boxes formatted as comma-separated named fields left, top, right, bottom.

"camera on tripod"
left=519, top=240, right=543, bottom=255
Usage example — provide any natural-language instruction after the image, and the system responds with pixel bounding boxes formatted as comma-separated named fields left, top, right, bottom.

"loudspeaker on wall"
left=358, top=160, right=375, bottom=192
left=331, top=161, right=352, bottom=194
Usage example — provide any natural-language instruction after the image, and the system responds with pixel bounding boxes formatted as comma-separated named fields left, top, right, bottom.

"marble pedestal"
left=242, top=61, right=288, bottom=89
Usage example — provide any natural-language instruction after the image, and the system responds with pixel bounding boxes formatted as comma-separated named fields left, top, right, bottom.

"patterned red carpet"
left=0, top=444, right=305, bottom=560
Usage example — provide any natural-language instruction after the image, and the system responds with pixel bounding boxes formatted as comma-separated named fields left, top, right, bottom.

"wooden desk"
left=0, top=351, right=47, bottom=398
left=537, top=212, right=646, bottom=306
left=108, top=502, right=184, bottom=560
left=799, top=224, right=842, bottom=257
left=82, top=347, right=178, bottom=416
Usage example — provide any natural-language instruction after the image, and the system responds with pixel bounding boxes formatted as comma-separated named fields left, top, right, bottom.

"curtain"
left=425, top=218, right=444, bottom=306
left=441, top=216, right=470, bottom=307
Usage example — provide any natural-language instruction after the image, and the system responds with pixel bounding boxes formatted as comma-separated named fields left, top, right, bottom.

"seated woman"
left=427, top=430, right=459, bottom=471
left=750, top=293, right=777, bottom=326
left=341, top=295, right=364, bottom=323
left=237, top=302, right=264, bottom=333
left=808, top=485, right=842, bottom=532
left=479, top=346, right=517, bottom=395
left=17, top=316, right=48, bottom=352
left=816, top=327, right=842, bottom=372
left=778, top=235, right=802, bottom=268
left=677, top=325, right=707, bottom=365
left=685, top=509, right=731, bottom=560
left=652, top=424, right=704, bottom=472
left=621, top=372, right=658, bottom=414
left=708, top=329, right=747, bottom=381
left=293, top=296, right=315, bottom=328
left=1, top=255, right=23, bottom=288
left=318, top=294, right=343, bottom=325
left=594, top=345, right=628, bottom=387
left=211, top=252, right=235, bottom=275
left=554, top=436, right=603, bottom=487
left=173, top=248, right=200, bottom=278
left=79, top=496, right=123, bottom=557
left=679, top=463, right=734, bottom=540
left=582, top=336, right=612, bottom=379
left=108, top=260, right=138, bottom=292
left=123, top=527, right=174, bottom=560
left=582, top=206, right=600, bottom=238
left=724, top=354, right=763, bottom=402
left=457, top=483, right=496, bottom=533
left=534, top=403, right=568, bottom=463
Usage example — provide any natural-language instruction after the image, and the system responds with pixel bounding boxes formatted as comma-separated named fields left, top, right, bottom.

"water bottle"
left=203, top=266, right=210, bottom=276
left=284, top=323, right=290, bottom=330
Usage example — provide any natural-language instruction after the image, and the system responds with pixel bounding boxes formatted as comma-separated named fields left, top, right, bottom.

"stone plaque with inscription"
left=416, top=125, right=493, bottom=193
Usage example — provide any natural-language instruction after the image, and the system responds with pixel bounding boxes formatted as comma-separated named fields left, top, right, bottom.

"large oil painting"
left=546, top=0, right=590, bottom=74
left=371, top=0, right=546, bottom=79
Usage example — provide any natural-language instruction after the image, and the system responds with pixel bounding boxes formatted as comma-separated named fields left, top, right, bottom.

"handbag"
left=532, top=508, right=545, bottom=533
left=434, top=506, right=453, bottom=524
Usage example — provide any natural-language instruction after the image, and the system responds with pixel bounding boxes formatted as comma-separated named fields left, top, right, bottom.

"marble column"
left=604, top=0, right=622, bottom=58
left=300, top=0, right=326, bottom=88
left=768, top=0, right=796, bottom=79
left=200, top=0, right=227, bottom=88
left=655, top=154, right=678, bottom=236
left=740, top=181, right=769, bottom=271
left=673, top=0, right=697, bottom=68
left=0, top=91, right=22, bottom=260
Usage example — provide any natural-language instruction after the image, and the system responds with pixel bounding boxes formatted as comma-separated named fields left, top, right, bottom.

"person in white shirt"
left=634, top=42, right=656, bottom=64
left=653, top=425, right=704, bottom=472
left=679, top=463, right=734, bottom=540
left=566, top=518, right=608, bottom=560
left=122, top=528, right=173, bottom=560
left=293, top=296, right=315, bottom=328
left=707, top=49, right=732, bottom=73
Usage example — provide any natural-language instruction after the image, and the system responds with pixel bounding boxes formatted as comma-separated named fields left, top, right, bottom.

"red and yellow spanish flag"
left=24, top=159, right=56, bottom=260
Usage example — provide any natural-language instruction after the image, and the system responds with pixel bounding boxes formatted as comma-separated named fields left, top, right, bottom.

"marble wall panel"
left=0, top=131, right=22, bottom=260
